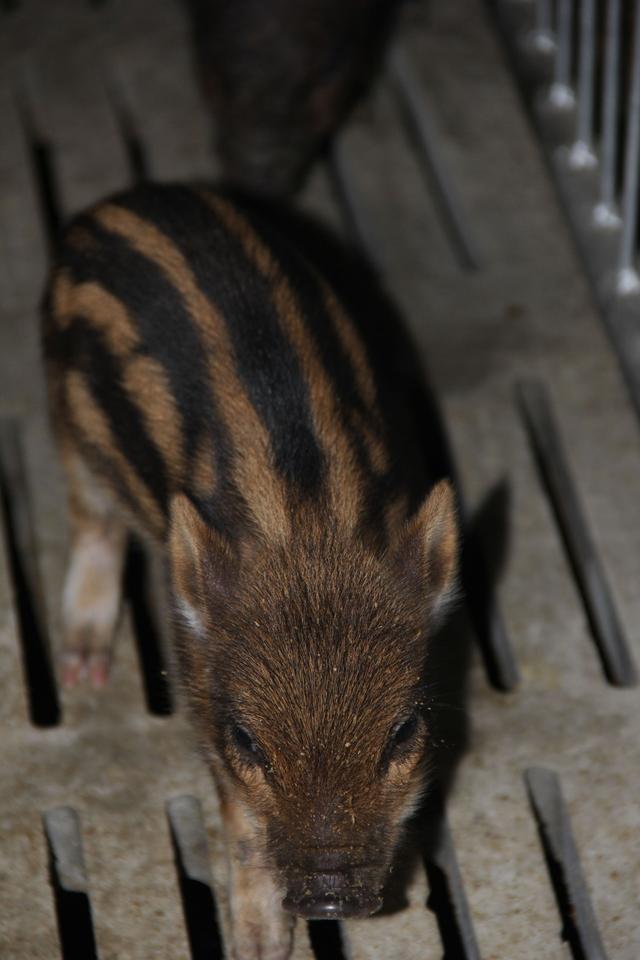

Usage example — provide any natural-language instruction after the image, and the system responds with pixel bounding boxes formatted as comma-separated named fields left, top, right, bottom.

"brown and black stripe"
left=43, top=183, right=429, bottom=547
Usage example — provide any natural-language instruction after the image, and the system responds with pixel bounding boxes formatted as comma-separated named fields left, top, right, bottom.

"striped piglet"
left=43, top=184, right=458, bottom=960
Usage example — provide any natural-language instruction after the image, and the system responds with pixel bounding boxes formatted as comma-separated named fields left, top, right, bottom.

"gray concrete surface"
left=0, top=0, right=639, bottom=958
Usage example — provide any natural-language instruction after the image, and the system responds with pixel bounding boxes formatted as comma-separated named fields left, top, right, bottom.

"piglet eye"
left=389, top=714, right=418, bottom=753
left=231, top=723, right=262, bottom=765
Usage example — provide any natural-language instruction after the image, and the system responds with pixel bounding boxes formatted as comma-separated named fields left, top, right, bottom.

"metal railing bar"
left=570, top=0, right=597, bottom=167
left=492, top=3, right=640, bottom=431
left=531, top=0, right=556, bottom=52
left=387, top=47, right=481, bottom=271
left=125, top=540, right=173, bottom=717
left=461, top=536, right=521, bottom=691
left=524, top=768, right=609, bottom=960
left=0, top=420, right=60, bottom=726
left=596, top=0, right=623, bottom=220
left=551, top=0, right=576, bottom=107
left=516, top=379, right=637, bottom=687
left=43, top=806, right=98, bottom=960
left=617, top=0, right=640, bottom=292
left=537, top=0, right=553, bottom=36
left=424, top=794, right=482, bottom=960
left=166, top=795, right=224, bottom=960
left=327, top=140, right=385, bottom=274
left=307, top=918, right=347, bottom=960
left=16, top=71, right=64, bottom=255
left=104, top=73, right=150, bottom=186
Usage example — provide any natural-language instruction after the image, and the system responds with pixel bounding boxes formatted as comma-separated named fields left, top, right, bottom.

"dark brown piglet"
left=183, top=0, right=403, bottom=194
left=43, top=183, right=458, bottom=959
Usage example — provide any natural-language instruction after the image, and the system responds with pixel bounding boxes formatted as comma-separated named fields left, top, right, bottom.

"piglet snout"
left=282, top=868, right=383, bottom=919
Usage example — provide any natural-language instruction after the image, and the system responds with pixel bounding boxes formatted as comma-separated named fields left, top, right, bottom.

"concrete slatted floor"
left=0, top=0, right=639, bottom=958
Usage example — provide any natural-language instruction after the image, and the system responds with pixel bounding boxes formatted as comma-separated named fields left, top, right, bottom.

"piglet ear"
left=394, top=480, right=459, bottom=618
left=168, top=494, right=238, bottom=612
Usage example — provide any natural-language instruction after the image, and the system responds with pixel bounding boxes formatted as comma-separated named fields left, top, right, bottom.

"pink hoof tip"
left=88, top=654, right=110, bottom=688
left=60, top=653, right=83, bottom=688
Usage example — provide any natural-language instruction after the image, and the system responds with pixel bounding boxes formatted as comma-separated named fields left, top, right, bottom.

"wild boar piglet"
left=43, top=183, right=458, bottom=960
left=184, top=0, right=403, bottom=194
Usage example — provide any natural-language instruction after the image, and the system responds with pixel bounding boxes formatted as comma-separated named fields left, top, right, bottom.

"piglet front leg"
left=222, top=797, right=294, bottom=960
left=60, top=448, right=128, bottom=688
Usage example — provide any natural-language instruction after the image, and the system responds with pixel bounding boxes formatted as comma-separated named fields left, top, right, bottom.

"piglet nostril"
left=282, top=891, right=383, bottom=920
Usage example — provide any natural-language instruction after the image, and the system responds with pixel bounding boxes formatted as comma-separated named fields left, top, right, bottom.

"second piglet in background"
left=184, top=0, right=403, bottom=194
left=44, top=183, right=458, bottom=960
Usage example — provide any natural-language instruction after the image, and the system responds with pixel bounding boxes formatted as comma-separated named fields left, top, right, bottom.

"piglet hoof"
left=231, top=912, right=294, bottom=960
left=60, top=648, right=111, bottom=689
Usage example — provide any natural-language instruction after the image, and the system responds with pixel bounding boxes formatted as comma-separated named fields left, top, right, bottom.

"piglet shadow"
left=465, top=478, right=511, bottom=599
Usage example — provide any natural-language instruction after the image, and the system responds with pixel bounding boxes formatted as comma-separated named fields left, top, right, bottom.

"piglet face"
left=169, top=481, right=458, bottom=918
